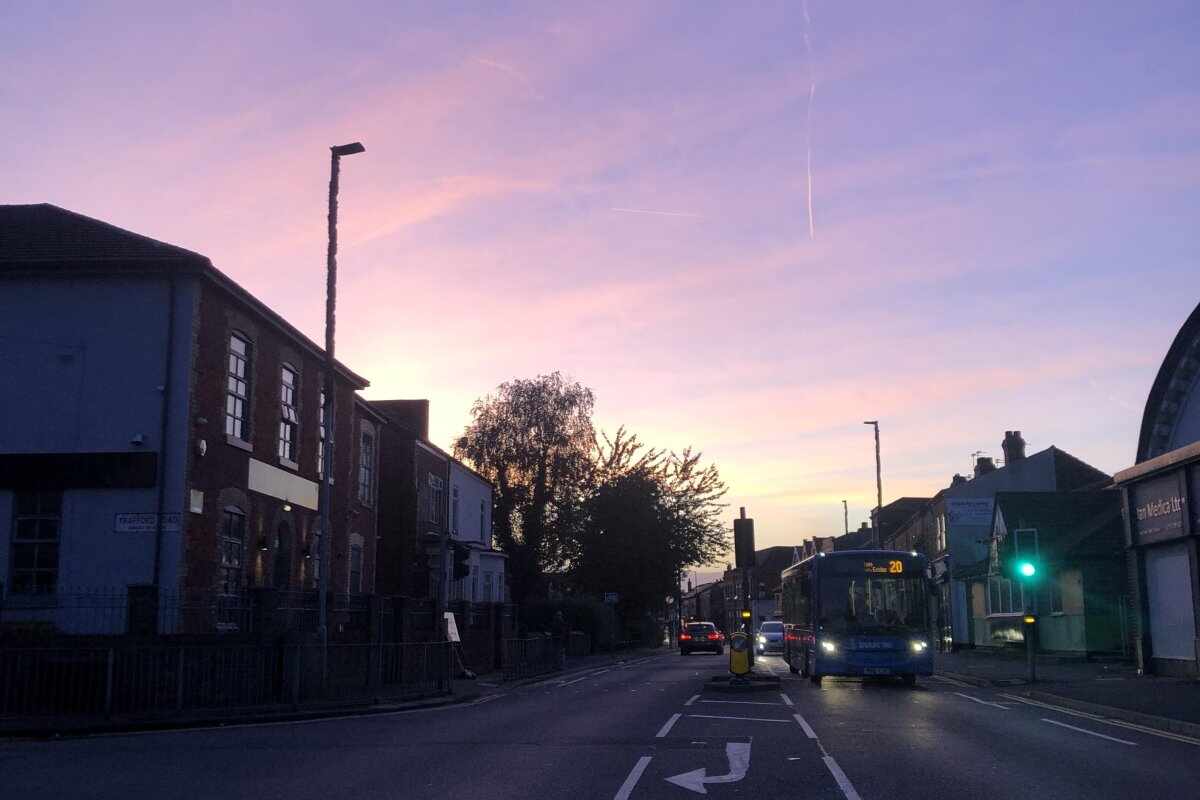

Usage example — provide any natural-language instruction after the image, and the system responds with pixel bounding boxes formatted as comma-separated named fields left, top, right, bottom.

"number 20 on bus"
left=887, top=560, right=904, bottom=574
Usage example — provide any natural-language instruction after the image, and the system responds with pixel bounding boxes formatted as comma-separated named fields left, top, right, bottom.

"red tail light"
left=680, top=634, right=692, bottom=641
left=707, top=633, right=720, bottom=640
left=785, top=633, right=800, bottom=641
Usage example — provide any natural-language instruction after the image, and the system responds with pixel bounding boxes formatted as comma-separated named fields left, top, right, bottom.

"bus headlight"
left=820, top=640, right=837, bottom=654
left=910, top=640, right=928, bottom=653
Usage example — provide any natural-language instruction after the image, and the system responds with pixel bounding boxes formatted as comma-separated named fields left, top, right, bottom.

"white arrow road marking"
left=665, top=741, right=751, bottom=794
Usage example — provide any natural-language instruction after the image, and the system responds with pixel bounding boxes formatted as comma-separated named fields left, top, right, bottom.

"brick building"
left=0, top=204, right=377, bottom=634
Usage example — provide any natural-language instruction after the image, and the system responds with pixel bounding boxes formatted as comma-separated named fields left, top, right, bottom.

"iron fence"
left=501, top=635, right=560, bottom=681
left=0, top=640, right=452, bottom=725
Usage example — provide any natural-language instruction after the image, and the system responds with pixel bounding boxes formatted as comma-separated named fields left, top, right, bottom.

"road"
left=3, top=652, right=1199, bottom=799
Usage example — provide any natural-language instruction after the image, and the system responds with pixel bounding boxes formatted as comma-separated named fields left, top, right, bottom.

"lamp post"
left=863, top=420, right=882, bottom=548
left=319, top=142, right=365, bottom=687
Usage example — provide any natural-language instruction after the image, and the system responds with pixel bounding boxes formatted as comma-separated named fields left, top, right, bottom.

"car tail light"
left=680, top=634, right=692, bottom=641
left=707, top=633, right=720, bottom=640
left=785, top=633, right=800, bottom=641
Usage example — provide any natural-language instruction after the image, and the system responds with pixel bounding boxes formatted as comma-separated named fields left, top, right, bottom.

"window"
left=219, top=507, right=246, bottom=596
left=358, top=431, right=375, bottom=505
left=484, top=571, right=494, bottom=602
left=471, top=571, right=478, bottom=601
left=1049, top=574, right=1064, bottom=614
left=935, top=513, right=947, bottom=553
left=317, top=389, right=326, bottom=478
left=273, top=522, right=292, bottom=590
left=480, top=499, right=486, bottom=542
left=225, top=334, right=251, bottom=441
left=987, top=576, right=1023, bottom=615
left=10, top=491, right=62, bottom=593
left=278, top=365, right=298, bottom=463
left=349, top=542, right=363, bottom=594
left=428, top=475, right=444, bottom=524
left=308, top=524, right=323, bottom=590
left=451, top=486, right=460, bottom=534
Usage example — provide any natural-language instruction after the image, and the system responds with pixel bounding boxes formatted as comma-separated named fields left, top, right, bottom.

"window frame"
left=348, top=541, right=363, bottom=594
left=358, top=429, right=375, bottom=506
left=218, top=506, right=246, bottom=597
left=225, top=333, right=252, bottom=442
left=427, top=474, right=445, bottom=524
left=9, top=491, right=63, bottom=595
left=451, top=485, right=460, bottom=535
left=278, top=363, right=299, bottom=465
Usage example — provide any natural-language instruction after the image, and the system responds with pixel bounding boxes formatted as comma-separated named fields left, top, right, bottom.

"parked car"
left=756, top=620, right=784, bottom=655
left=680, top=621, right=724, bottom=655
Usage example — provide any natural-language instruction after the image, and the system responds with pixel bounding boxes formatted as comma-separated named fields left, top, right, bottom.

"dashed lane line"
left=700, top=699, right=788, bottom=706
left=780, top=693, right=794, bottom=707
left=684, top=694, right=700, bottom=707
left=1041, top=718, right=1137, bottom=746
left=613, top=756, right=652, bottom=800
left=656, top=713, right=682, bottom=738
left=793, top=712, right=817, bottom=739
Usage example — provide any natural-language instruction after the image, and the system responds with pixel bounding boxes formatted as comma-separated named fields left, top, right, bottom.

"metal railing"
left=501, top=635, right=560, bottom=681
left=0, top=640, right=452, bottom=725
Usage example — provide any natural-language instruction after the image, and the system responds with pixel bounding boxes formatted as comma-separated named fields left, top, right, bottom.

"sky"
left=4, top=1, right=1200, bottom=559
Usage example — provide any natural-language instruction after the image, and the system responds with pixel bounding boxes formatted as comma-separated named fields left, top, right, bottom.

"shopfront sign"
left=1131, top=473, right=1186, bottom=544
left=946, top=498, right=994, bottom=527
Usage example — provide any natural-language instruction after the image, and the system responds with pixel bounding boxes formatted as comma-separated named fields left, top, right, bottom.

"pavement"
left=3, top=651, right=1199, bottom=799
left=936, top=649, right=1200, bottom=732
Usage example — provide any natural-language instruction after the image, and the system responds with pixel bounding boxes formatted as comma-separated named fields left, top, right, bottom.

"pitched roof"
left=0, top=204, right=208, bottom=266
left=0, top=203, right=369, bottom=388
left=1050, top=447, right=1112, bottom=491
left=993, top=491, right=1123, bottom=561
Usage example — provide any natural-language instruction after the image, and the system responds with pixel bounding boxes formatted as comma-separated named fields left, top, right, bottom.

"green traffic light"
left=1018, top=561, right=1036, bottom=578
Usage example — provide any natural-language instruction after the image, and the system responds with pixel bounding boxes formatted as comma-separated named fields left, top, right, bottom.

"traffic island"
left=705, top=673, right=783, bottom=693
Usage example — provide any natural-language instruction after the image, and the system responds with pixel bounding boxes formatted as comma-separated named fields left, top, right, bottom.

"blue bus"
left=781, top=550, right=934, bottom=686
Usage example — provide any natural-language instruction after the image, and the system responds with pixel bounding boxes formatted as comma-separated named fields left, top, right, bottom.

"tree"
left=453, top=373, right=595, bottom=603
left=572, top=428, right=729, bottom=619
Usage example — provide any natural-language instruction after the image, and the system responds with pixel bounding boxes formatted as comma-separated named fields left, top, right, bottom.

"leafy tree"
left=453, top=372, right=595, bottom=603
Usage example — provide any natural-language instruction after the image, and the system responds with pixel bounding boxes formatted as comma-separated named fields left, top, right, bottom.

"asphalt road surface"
left=3, top=653, right=1199, bottom=799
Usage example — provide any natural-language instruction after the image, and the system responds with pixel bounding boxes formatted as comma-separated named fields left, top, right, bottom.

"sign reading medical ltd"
left=1131, top=473, right=1185, bottom=544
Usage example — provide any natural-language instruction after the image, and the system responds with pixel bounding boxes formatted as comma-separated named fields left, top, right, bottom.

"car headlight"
left=910, top=640, right=928, bottom=653
left=757, top=635, right=766, bottom=643
left=819, top=640, right=837, bottom=654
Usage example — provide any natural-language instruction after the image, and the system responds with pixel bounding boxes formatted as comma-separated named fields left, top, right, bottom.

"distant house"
left=972, top=491, right=1126, bottom=654
left=931, top=431, right=1110, bottom=650
left=0, top=204, right=378, bottom=635
left=446, top=459, right=507, bottom=604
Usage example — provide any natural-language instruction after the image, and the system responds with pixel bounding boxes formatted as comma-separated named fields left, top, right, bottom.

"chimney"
left=740, top=507, right=746, bottom=520
left=1002, top=430, right=1026, bottom=463
left=950, top=473, right=968, bottom=487
left=974, top=456, right=996, bottom=478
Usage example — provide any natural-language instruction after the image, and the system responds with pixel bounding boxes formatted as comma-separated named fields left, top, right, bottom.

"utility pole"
left=863, top=420, right=882, bottom=548
left=320, top=141, right=365, bottom=690
left=842, top=500, right=849, bottom=535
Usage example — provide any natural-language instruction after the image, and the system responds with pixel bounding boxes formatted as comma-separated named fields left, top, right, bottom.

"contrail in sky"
left=611, top=207, right=702, bottom=218
left=802, top=0, right=816, bottom=241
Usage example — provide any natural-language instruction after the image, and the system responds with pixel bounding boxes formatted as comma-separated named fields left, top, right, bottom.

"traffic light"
left=452, top=542, right=470, bottom=580
left=1009, top=528, right=1040, bottom=583
left=1017, top=560, right=1037, bottom=579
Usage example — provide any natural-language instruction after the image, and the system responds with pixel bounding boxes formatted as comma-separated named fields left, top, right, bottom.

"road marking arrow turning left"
left=665, top=742, right=750, bottom=795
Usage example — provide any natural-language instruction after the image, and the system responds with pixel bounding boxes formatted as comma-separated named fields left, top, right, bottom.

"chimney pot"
left=1002, top=430, right=1027, bottom=462
left=740, top=507, right=746, bottom=519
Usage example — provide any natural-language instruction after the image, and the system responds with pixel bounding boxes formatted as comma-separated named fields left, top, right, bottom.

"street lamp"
left=319, top=141, right=365, bottom=686
left=863, top=420, right=882, bottom=548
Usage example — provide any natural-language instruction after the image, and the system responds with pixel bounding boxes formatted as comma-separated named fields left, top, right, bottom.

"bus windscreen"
left=818, top=574, right=926, bottom=634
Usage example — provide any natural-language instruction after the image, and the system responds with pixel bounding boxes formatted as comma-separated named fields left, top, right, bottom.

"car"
left=756, top=621, right=784, bottom=655
left=680, top=621, right=724, bottom=655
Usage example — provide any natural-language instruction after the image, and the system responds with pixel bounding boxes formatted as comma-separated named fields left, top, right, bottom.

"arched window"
left=219, top=506, right=246, bottom=597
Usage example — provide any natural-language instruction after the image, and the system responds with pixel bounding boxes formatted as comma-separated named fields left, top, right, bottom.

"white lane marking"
left=793, top=713, right=817, bottom=739
left=687, top=714, right=792, bottom=723
left=656, top=713, right=682, bottom=738
left=559, top=675, right=590, bottom=686
left=592, top=668, right=611, bottom=676
left=1041, top=718, right=1138, bottom=746
left=822, top=754, right=864, bottom=800
left=613, top=756, right=653, bottom=800
left=1000, top=693, right=1200, bottom=747
left=665, top=741, right=751, bottom=794
left=953, top=692, right=1010, bottom=710
left=700, top=699, right=786, bottom=706
left=684, top=694, right=700, bottom=707
left=780, top=693, right=794, bottom=707
left=930, top=674, right=972, bottom=689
